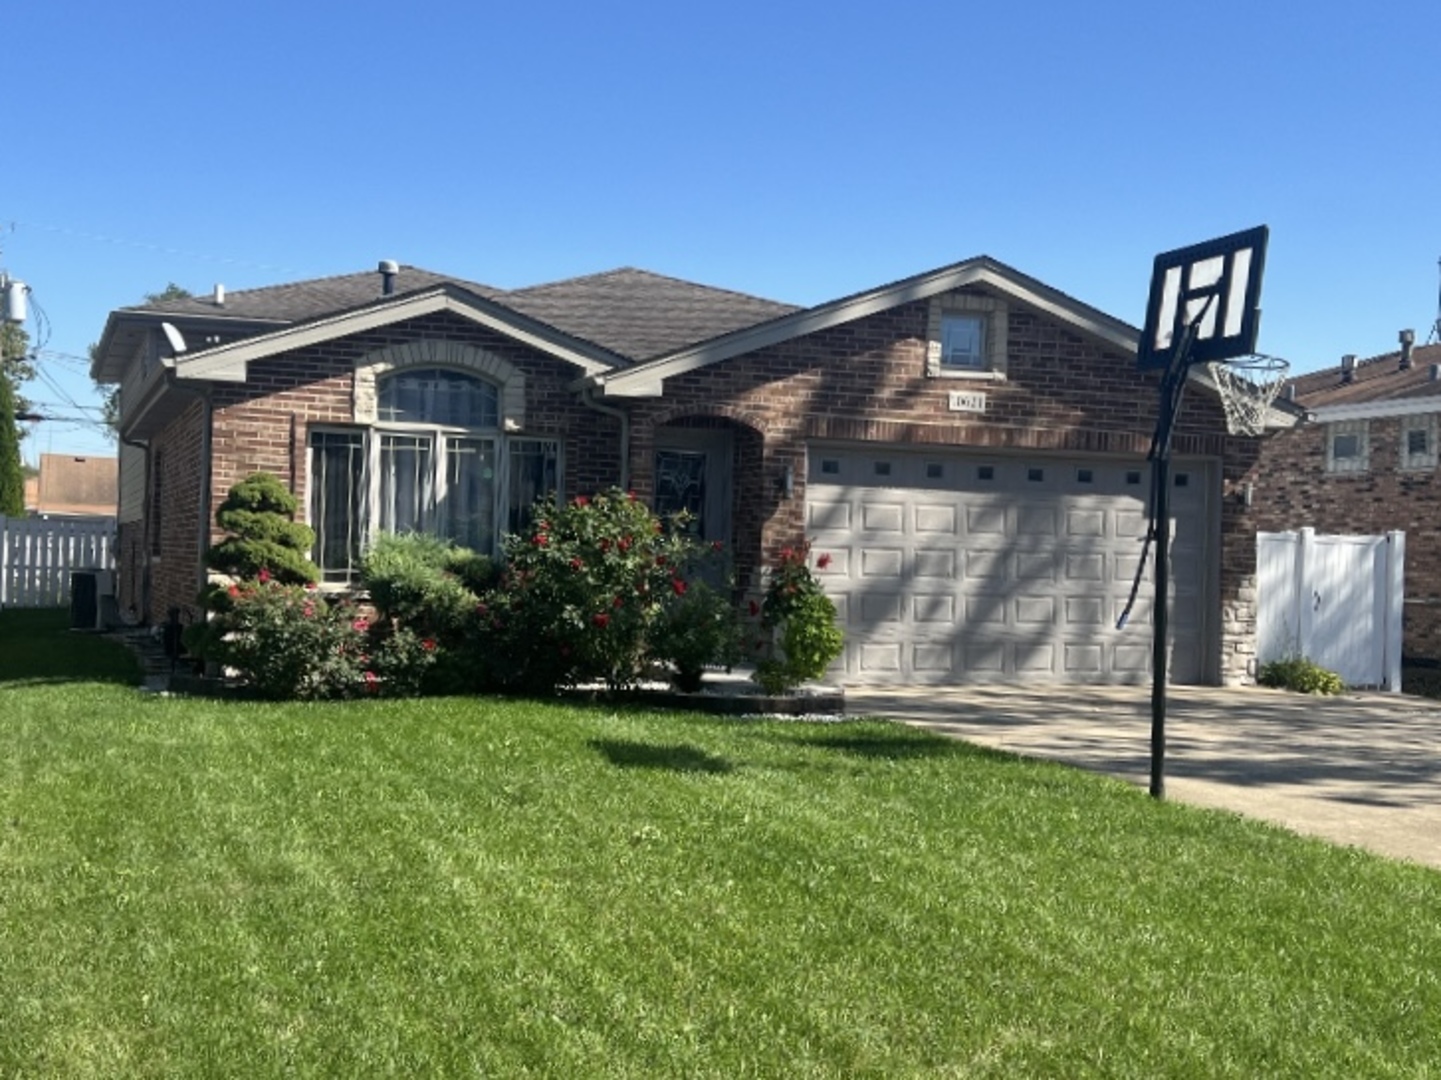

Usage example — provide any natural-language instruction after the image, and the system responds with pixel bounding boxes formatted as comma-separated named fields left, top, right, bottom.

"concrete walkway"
left=844, top=684, right=1441, bottom=871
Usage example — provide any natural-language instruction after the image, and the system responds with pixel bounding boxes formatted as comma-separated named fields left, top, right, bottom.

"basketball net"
left=1206, top=355, right=1289, bottom=436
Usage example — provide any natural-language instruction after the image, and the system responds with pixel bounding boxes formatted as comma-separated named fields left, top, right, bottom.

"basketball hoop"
left=1206, top=354, right=1289, bottom=436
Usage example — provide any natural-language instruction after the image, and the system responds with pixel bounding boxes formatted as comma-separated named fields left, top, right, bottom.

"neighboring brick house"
left=90, top=258, right=1271, bottom=686
left=1250, top=333, right=1441, bottom=662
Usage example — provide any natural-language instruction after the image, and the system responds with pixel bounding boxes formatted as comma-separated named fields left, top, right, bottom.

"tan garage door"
left=805, top=446, right=1214, bottom=685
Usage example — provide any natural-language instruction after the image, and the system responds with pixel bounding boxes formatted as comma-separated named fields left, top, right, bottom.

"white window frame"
left=926, top=293, right=1008, bottom=381
left=1400, top=414, right=1437, bottom=472
left=1325, top=419, right=1369, bottom=474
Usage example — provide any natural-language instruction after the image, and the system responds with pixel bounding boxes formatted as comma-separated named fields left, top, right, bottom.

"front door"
left=653, top=429, right=732, bottom=547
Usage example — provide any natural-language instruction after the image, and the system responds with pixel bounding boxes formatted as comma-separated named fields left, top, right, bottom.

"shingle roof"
left=499, top=267, right=800, bottom=362
left=128, top=265, right=505, bottom=323
left=1287, top=341, right=1441, bottom=409
left=128, top=264, right=799, bottom=363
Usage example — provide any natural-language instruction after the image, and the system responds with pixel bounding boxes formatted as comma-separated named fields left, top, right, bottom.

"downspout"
left=580, top=384, right=630, bottom=490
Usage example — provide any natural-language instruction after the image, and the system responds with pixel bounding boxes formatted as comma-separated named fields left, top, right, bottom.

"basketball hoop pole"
left=1147, top=312, right=1206, bottom=800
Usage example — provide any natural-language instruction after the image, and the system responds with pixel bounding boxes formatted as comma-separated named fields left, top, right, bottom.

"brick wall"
left=207, top=311, right=623, bottom=545
left=148, top=400, right=208, bottom=623
left=627, top=291, right=1263, bottom=683
left=1250, top=416, right=1441, bottom=662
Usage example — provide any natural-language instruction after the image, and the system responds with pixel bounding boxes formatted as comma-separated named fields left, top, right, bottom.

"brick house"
left=89, top=258, right=1270, bottom=686
left=1249, top=332, right=1441, bottom=662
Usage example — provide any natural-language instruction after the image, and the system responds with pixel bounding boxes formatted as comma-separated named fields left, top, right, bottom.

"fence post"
left=1384, top=531, right=1405, bottom=693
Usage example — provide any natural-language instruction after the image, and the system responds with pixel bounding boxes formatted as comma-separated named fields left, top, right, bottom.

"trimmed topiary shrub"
left=205, top=472, right=318, bottom=585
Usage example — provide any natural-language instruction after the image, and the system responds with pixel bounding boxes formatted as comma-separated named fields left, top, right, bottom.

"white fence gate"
left=0, top=515, right=116, bottom=609
left=1257, top=528, right=1404, bottom=691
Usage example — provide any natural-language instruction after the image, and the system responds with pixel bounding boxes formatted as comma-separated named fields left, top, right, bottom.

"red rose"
left=421, top=638, right=436, bottom=652
left=711, top=540, right=724, bottom=552
left=817, top=552, right=833, bottom=570
left=618, top=536, right=632, bottom=552
left=363, top=671, right=379, bottom=693
left=574, top=495, right=590, bottom=507
left=257, top=567, right=271, bottom=583
left=592, top=613, right=611, bottom=628
left=570, top=557, right=584, bottom=571
left=227, top=584, right=240, bottom=598
left=533, top=534, right=549, bottom=547
left=352, top=618, right=369, bottom=632
left=671, top=578, right=687, bottom=596
left=599, top=538, right=612, bottom=552
left=748, top=600, right=760, bottom=617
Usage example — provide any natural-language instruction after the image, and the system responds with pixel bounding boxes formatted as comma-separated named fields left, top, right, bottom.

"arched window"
left=377, top=368, right=499, bottom=428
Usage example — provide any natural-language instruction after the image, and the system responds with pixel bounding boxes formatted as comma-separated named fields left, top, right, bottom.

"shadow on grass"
left=0, top=609, right=143, bottom=686
left=590, top=739, right=735, bottom=774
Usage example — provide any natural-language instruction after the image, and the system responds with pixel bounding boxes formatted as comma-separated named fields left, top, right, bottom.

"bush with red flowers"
left=751, top=540, right=844, bottom=695
left=476, top=488, right=725, bottom=692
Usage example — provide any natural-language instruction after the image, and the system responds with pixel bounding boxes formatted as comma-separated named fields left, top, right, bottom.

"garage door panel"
left=1016, top=641, right=1058, bottom=673
left=1015, top=553, right=1058, bottom=582
left=861, top=502, right=905, bottom=533
left=860, top=592, right=904, bottom=623
left=1015, top=596, right=1056, bottom=624
left=808, top=501, right=851, bottom=530
left=915, top=504, right=959, bottom=534
left=1067, top=509, right=1107, bottom=537
left=914, top=549, right=956, bottom=578
left=860, top=548, right=903, bottom=577
left=1065, top=597, right=1107, bottom=626
left=858, top=642, right=902, bottom=673
left=1016, top=506, right=1060, bottom=536
left=1064, top=643, right=1104, bottom=675
left=965, top=594, right=1009, bottom=625
left=913, top=594, right=956, bottom=623
left=966, top=505, right=1007, bottom=535
left=965, top=549, right=1008, bottom=580
left=912, top=643, right=956, bottom=673
left=1065, top=553, right=1106, bottom=581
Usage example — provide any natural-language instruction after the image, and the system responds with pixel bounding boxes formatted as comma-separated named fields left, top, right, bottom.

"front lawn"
left=1, top=611, right=1438, bottom=1076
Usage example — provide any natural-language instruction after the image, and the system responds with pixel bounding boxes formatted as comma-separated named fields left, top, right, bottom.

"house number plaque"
left=947, top=390, right=987, bottom=414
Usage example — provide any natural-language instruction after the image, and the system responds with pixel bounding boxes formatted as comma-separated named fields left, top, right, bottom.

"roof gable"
left=174, top=283, right=626, bottom=382
left=587, top=257, right=1140, bottom=398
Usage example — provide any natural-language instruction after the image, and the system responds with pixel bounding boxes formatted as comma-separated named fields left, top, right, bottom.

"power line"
left=9, top=219, right=308, bottom=275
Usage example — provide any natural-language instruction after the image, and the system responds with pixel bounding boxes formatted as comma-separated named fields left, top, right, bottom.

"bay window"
left=308, top=366, right=558, bottom=582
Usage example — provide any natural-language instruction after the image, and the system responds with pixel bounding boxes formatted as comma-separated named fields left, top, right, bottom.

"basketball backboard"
left=1137, top=226, right=1268, bottom=371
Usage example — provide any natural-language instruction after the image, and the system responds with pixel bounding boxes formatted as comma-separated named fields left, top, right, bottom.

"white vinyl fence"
left=0, top=515, right=116, bottom=609
left=1257, top=528, right=1404, bottom=691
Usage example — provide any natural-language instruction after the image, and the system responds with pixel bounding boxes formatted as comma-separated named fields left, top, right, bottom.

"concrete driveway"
left=844, top=684, right=1441, bottom=871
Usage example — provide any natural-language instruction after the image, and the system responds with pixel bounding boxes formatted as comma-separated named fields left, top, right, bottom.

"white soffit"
left=1310, top=397, right=1441, bottom=422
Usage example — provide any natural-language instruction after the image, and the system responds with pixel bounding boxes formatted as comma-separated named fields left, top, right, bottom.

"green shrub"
left=652, top=579, right=743, bottom=692
left=751, top=541, right=843, bottom=695
left=361, top=532, right=485, bottom=636
left=1257, top=656, right=1346, bottom=695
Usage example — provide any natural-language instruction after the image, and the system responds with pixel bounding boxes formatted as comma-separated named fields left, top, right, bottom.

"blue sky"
left=6, top=0, right=1440, bottom=459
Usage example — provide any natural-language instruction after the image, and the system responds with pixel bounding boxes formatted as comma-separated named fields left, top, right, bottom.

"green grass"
left=1, top=611, right=1439, bottom=1076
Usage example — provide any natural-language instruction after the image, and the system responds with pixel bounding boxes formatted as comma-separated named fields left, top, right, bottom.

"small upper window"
left=940, top=315, right=986, bottom=371
left=1325, top=420, right=1369, bottom=474
left=1401, top=416, right=1438, bottom=471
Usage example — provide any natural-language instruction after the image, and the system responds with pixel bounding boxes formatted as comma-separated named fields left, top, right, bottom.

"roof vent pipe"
left=1341, top=354, right=1357, bottom=384
left=378, top=260, right=399, bottom=296
left=1400, top=328, right=1415, bottom=370
left=213, top=284, right=225, bottom=307
left=1432, top=363, right=1441, bottom=383
left=1284, top=383, right=1297, bottom=401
